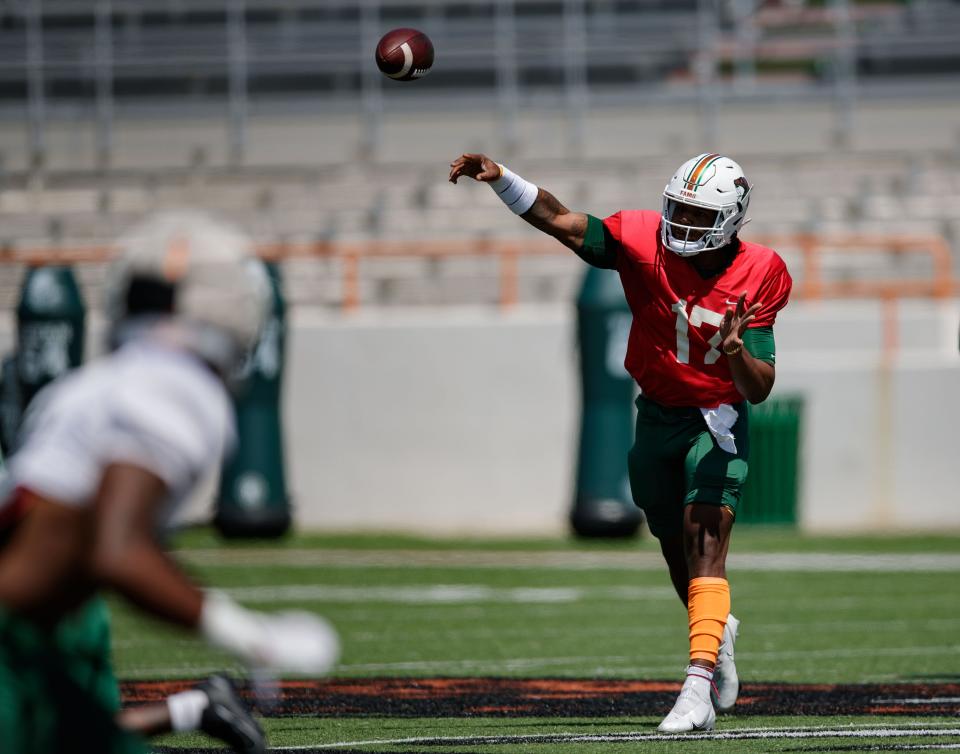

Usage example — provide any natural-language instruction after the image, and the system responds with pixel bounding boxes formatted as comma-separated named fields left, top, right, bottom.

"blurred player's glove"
left=200, top=591, right=340, bottom=675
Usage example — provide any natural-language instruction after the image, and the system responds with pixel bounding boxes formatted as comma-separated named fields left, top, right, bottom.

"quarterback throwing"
left=450, top=152, right=792, bottom=733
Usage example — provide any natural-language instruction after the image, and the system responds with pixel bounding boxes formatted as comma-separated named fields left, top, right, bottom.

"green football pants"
left=628, top=395, right=750, bottom=540
left=0, top=597, right=148, bottom=754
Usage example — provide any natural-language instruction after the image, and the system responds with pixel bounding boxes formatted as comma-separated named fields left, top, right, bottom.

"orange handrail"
left=1, top=234, right=956, bottom=310
left=752, top=233, right=955, bottom=300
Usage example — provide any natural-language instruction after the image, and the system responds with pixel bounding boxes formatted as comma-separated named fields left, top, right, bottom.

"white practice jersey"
left=4, top=339, right=235, bottom=523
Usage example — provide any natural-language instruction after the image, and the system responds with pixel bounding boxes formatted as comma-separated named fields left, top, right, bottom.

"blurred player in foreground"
left=450, top=152, right=791, bottom=732
left=0, top=211, right=339, bottom=753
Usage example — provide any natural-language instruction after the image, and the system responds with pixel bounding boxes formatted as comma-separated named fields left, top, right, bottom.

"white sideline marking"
left=120, top=664, right=240, bottom=678
left=180, top=548, right=960, bottom=573
left=271, top=724, right=960, bottom=750
left=132, top=644, right=959, bottom=677
left=333, top=643, right=960, bottom=674
left=337, top=654, right=634, bottom=673
left=340, top=616, right=960, bottom=640
left=743, top=645, right=960, bottom=661
left=873, top=697, right=960, bottom=704
left=222, top=583, right=674, bottom=604
left=757, top=617, right=960, bottom=634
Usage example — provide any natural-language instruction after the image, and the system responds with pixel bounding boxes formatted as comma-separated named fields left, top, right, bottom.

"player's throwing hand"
left=449, top=153, right=501, bottom=184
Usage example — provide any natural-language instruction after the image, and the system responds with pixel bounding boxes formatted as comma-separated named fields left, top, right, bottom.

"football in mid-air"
left=375, top=28, right=434, bottom=81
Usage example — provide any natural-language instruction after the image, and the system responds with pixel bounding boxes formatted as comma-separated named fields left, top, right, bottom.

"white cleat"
left=713, top=613, right=740, bottom=712
left=657, top=668, right=716, bottom=733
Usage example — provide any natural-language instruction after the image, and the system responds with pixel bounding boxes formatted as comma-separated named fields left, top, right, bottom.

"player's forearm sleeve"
left=574, top=215, right=618, bottom=270
left=743, top=326, right=776, bottom=364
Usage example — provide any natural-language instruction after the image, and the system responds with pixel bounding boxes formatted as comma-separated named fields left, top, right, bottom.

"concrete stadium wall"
left=283, top=308, right=576, bottom=535
left=1, top=299, right=958, bottom=535
left=278, top=301, right=960, bottom=535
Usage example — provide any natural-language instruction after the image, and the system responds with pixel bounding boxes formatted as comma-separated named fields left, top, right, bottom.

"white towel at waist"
left=699, top=403, right=740, bottom=454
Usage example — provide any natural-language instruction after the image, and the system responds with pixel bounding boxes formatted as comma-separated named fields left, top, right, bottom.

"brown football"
left=375, top=28, right=434, bottom=81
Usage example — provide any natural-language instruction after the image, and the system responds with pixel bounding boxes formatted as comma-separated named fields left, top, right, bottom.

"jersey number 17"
left=671, top=300, right=724, bottom=365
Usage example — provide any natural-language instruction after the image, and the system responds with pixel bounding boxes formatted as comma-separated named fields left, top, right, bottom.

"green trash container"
left=569, top=266, right=643, bottom=538
left=16, top=265, right=86, bottom=410
left=738, top=395, right=803, bottom=525
left=215, top=261, right=292, bottom=538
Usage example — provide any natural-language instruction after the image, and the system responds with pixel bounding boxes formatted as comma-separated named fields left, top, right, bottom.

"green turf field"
left=117, top=527, right=960, bottom=753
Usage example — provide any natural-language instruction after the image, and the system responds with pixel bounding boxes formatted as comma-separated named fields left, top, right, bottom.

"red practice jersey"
left=604, top=210, right=792, bottom=408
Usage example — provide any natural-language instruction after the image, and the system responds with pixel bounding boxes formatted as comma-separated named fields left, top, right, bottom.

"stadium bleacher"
left=0, top=0, right=958, bottom=310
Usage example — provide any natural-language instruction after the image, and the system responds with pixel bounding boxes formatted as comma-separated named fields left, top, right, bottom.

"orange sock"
left=688, top=576, right=730, bottom=666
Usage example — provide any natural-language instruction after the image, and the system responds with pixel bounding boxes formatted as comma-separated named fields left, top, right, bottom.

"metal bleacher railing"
left=0, top=0, right=957, bottom=321
left=1, top=0, right=958, bottom=166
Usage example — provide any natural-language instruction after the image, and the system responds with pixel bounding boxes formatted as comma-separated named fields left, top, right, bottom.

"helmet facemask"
left=661, top=198, right=723, bottom=256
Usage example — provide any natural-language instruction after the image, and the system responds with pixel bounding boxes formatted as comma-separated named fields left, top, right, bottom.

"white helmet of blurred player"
left=661, top=153, right=752, bottom=257
left=105, top=210, right=270, bottom=375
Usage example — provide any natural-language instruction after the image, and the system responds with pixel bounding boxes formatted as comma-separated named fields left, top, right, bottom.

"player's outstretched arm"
left=92, top=463, right=339, bottom=676
left=91, top=463, right=206, bottom=627
left=449, top=153, right=588, bottom=251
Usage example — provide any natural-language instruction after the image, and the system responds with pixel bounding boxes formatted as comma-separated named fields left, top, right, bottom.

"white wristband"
left=490, top=164, right=538, bottom=215
left=167, top=689, right=209, bottom=732
left=200, top=591, right=267, bottom=665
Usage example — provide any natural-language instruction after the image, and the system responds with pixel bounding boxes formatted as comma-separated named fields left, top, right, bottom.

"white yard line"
left=336, top=654, right=636, bottom=673
left=179, top=548, right=960, bottom=573
left=179, top=548, right=670, bottom=569
left=731, top=553, right=960, bottom=572
left=741, top=645, right=960, bottom=661
left=272, top=724, right=960, bottom=751
left=221, top=583, right=675, bottom=604
left=120, top=664, right=240, bottom=678
left=332, top=643, right=960, bottom=674
left=208, top=581, right=945, bottom=615
left=755, top=617, right=960, bottom=633
left=872, top=697, right=960, bottom=704
left=130, top=645, right=956, bottom=678
left=339, top=617, right=960, bottom=645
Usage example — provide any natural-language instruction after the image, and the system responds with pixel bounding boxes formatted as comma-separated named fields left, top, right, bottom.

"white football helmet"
left=661, top=153, right=752, bottom=257
left=105, top=210, right=270, bottom=376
